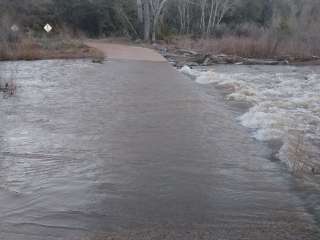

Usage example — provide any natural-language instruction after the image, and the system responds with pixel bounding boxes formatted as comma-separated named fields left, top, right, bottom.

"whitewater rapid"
left=181, top=65, right=320, bottom=174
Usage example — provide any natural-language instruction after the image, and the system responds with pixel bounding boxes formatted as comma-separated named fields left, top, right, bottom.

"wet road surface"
left=0, top=45, right=319, bottom=239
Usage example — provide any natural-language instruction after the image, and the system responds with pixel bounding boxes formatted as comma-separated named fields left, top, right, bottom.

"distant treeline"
left=0, top=0, right=318, bottom=38
left=1, top=0, right=320, bottom=56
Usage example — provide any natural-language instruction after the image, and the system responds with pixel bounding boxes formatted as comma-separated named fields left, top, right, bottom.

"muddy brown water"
left=0, top=58, right=319, bottom=239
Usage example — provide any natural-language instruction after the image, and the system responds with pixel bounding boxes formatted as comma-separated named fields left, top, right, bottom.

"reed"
left=168, top=33, right=320, bottom=59
left=284, top=130, right=320, bottom=176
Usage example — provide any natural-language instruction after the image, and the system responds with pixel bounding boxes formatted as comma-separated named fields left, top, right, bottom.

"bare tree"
left=137, top=0, right=144, bottom=37
left=138, top=0, right=170, bottom=41
left=143, top=0, right=151, bottom=41
left=199, top=0, right=234, bottom=37
left=137, top=0, right=144, bottom=23
left=176, top=0, right=192, bottom=34
left=150, top=0, right=170, bottom=41
left=200, top=0, right=207, bottom=35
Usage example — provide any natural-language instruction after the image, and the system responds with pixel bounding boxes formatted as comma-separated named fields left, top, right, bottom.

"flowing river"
left=182, top=64, right=320, bottom=174
left=0, top=59, right=319, bottom=239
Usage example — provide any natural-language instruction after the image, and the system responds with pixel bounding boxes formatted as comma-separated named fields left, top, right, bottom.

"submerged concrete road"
left=87, top=42, right=166, bottom=62
left=0, top=43, right=319, bottom=240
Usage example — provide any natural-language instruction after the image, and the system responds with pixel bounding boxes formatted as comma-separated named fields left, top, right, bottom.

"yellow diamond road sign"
left=44, top=24, right=52, bottom=33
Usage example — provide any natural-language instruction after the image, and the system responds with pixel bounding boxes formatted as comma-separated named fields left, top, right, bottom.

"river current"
left=181, top=65, right=320, bottom=174
left=0, top=60, right=319, bottom=239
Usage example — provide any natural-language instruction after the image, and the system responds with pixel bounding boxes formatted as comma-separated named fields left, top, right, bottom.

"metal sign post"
left=43, top=24, right=53, bottom=49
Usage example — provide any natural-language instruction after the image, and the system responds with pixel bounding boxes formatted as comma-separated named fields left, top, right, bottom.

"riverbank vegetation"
left=0, top=18, right=103, bottom=60
left=1, top=0, right=319, bottom=60
left=0, top=36, right=103, bottom=61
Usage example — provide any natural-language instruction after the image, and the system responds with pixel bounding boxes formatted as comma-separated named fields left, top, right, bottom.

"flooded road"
left=0, top=57, right=319, bottom=239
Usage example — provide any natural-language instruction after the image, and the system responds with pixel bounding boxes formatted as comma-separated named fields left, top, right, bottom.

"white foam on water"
left=180, top=66, right=201, bottom=78
left=188, top=65, right=320, bottom=172
left=195, top=71, right=218, bottom=84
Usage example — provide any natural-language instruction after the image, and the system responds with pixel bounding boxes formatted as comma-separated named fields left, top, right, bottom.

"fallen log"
left=160, top=47, right=319, bottom=66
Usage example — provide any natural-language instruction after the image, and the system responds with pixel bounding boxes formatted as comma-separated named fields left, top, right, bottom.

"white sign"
left=44, top=24, right=53, bottom=33
left=11, top=24, right=19, bottom=32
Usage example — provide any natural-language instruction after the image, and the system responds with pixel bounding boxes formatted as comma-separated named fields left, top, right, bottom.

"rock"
left=92, top=59, right=104, bottom=64
left=159, top=47, right=168, bottom=55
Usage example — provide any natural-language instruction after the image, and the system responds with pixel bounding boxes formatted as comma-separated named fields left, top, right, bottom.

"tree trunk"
left=207, top=0, right=215, bottom=36
left=137, top=0, right=144, bottom=38
left=151, top=0, right=169, bottom=42
left=200, top=0, right=207, bottom=37
left=137, top=0, right=143, bottom=23
left=143, top=0, right=151, bottom=41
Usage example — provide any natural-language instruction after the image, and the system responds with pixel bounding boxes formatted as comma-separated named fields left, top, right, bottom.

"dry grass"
left=167, top=34, right=320, bottom=60
left=0, top=37, right=104, bottom=61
